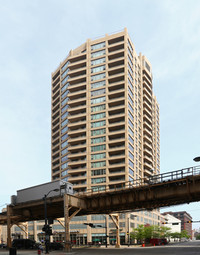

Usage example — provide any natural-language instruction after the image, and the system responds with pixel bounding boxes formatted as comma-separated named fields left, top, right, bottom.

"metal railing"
left=76, top=165, right=200, bottom=197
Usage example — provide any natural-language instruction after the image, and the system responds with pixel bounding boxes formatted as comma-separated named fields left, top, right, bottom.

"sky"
left=1, top=0, right=200, bottom=228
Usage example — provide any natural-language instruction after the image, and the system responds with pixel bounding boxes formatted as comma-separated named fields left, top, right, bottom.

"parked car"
left=12, top=239, right=36, bottom=249
left=0, top=243, right=7, bottom=248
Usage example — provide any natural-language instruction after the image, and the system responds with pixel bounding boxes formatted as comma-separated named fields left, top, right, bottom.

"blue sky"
left=1, top=0, right=200, bottom=228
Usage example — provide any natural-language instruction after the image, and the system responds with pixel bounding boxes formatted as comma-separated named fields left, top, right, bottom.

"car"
left=0, top=243, right=7, bottom=248
left=12, top=239, right=36, bottom=249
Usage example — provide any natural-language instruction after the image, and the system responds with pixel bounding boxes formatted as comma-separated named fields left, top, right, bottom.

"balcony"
left=108, top=116, right=125, bottom=125
left=68, top=125, right=86, bottom=134
left=108, top=36, right=124, bottom=45
left=108, top=83, right=124, bottom=93
left=109, top=125, right=125, bottom=133
left=68, top=54, right=86, bottom=64
left=109, top=142, right=125, bottom=150
left=108, top=51, right=124, bottom=61
left=68, top=88, right=86, bottom=98
left=108, top=99, right=125, bottom=109
left=108, top=67, right=124, bottom=77
left=108, top=59, right=124, bottom=69
left=109, top=167, right=125, bottom=174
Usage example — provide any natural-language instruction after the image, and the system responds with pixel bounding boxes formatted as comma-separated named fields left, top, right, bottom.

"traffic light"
left=42, top=225, right=47, bottom=232
left=162, top=222, right=167, bottom=224
left=186, top=221, right=192, bottom=223
left=84, top=223, right=95, bottom=228
left=42, top=224, right=53, bottom=235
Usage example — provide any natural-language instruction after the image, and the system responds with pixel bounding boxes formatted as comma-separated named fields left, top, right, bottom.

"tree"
left=130, top=225, right=145, bottom=244
left=180, top=230, right=190, bottom=239
left=196, top=234, right=200, bottom=240
left=170, top=232, right=181, bottom=241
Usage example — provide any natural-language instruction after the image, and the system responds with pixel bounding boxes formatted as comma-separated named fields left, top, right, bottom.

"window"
left=91, top=112, right=106, bottom=120
left=91, top=57, right=106, bottom=66
left=61, top=148, right=68, bottom=155
left=129, top=159, right=134, bottom=169
left=91, top=161, right=106, bottom=168
left=91, top=50, right=106, bottom=58
left=91, top=185, right=106, bottom=192
left=129, top=143, right=134, bottom=152
left=61, top=83, right=69, bottom=93
left=129, top=168, right=134, bottom=176
left=61, top=163, right=68, bottom=170
left=128, top=39, right=133, bottom=52
left=91, top=104, right=106, bottom=113
left=91, top=177, right=106, bottom=184
left=128, top=127, right=134, bottom=137
left=61, top=133, right=68, bottom=141
left=128, top=111, right=134, bottom=122
left=91, top=120, right=106, bottom=128
left=61, top=75, right=70, bottom=85
left=129, top=152, right=134, bottom=161
left=61, top=119, right=68, bottom=127
left=91, top=169, right=106, bottom=176
left=91, top=152, right=106, bottom=160
left=91, top=136, right=106, bottom=144
left=128, top=119, right=134, bottom=129
left=91, top=96, right=106, bottom=105
left=91, top=73, right=106, bottom=81
left=61, top=140, right=68, bottom=148
left=128, top=86, right=133, bottom=98
left=61, top=155, right=68, bottom=162
left=61, top=90, right=69, bottom=99
left=91, top=42, right=105, bottom=51
left=128, top=79, right=133, bottom=90
left=91, top=65, right=105, bottom=73
left=128, top=95, right=133, bottom=105
left=61, top=111, right=68, bottom=120
left=61, top=97, right=68, bottom=106
left=128, top=103, right=134, bottom=114
left=61, top=61, right=70, bottom=72
left=62, top=104, right=69, bottom=113
left=128, top=135, right=134, bottom=145
left=91, top=80, right=106, bottom=89
left=91, top=88, right=105, bottom=97
left=61, top=126, right=68, bottom=134
left=61, top=68, right=69, bottom=79
left=91, top=144, right=106, bottom=152
left=91, top=128, right=106, bottom=136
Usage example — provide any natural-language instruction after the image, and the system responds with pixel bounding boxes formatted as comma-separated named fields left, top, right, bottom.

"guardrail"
left=76, top=165, right=200, bottom=197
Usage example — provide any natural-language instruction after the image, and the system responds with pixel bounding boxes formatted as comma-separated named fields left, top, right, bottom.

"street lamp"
left=193, top=156, right=200, bottom=162
left=43, top=189, right=59, bottom=254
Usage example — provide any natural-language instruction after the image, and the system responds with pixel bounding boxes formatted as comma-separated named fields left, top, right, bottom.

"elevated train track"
left=1, top=165, right=200, bottom=250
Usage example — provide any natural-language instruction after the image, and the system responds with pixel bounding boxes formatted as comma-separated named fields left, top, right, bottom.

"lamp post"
left=193, top=156, right=200, bottom=162
left=127, top=217, right=130, bottom=247
left=43, top=189, right=59, bottom=254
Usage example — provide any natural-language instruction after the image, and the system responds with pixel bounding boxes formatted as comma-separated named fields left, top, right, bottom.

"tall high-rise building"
left=51, top=28, right=160, bottom=244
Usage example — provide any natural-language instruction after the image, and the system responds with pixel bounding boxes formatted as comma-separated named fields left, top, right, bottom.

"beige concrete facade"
left=50, top=28, right=160, bottom=244
left=0, top=29, right=160, bottom=245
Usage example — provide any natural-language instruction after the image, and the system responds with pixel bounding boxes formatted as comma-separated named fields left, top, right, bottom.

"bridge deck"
left=1, top=166, right=200, bottom=225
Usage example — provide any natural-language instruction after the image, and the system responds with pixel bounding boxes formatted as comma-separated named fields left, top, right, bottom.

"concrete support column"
left=7, top=205, right=12, bottom=248
left=64, top=194, right=71, bottom=253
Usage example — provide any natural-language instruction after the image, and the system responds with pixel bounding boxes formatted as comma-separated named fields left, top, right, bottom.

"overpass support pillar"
left=64, top=194, right=71, bottom=253
left=110, top=214, right=120, bottom=248
left=7, top=205, right=12, bottom=248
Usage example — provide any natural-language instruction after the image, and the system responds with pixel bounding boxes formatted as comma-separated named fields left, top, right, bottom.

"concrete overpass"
left=1, top=165, right=200, bottom=251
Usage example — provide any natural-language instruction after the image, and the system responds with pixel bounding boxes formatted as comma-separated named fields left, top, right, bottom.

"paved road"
left=0, top=240, right=200, bottom=255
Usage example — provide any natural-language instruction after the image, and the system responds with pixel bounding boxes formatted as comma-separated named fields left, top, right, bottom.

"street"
left=0, top=241, right=200, bottom=255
